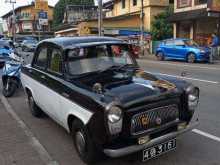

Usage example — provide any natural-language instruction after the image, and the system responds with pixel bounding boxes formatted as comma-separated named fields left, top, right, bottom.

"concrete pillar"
left=192, top=0, right=195, bottom=6
left=190, top=24, right=194, bottom=39
left=173, top=23, right=177, bottom=39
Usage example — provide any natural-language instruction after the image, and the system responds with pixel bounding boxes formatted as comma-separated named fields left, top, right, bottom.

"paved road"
left=1, top=56, right=220, bottom=165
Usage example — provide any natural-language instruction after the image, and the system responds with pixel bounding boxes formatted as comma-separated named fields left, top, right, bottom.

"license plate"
left=143, top=139, right=176, bottom=161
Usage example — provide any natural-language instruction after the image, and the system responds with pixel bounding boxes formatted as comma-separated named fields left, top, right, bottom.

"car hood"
left=188, top=46, right=210, bottom=52
left=78, top=69, right=188, bottom=107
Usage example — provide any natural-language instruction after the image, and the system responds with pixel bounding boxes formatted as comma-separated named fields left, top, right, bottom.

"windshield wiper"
left=98, top=65, right=121, bottom=74
left=99, top=64, right=137, bottom=74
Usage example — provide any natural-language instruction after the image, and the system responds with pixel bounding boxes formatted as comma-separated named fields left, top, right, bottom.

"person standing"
left=210, top=33, right=219, bottom=64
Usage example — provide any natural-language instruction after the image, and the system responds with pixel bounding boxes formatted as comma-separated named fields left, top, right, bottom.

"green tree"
left=151, top=6, right=173, bottom=41
left=53, top=0, right=94, bottom=28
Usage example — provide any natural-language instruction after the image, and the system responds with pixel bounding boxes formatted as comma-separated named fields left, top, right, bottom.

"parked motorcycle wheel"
left=2, top=78, right=18, bottom=97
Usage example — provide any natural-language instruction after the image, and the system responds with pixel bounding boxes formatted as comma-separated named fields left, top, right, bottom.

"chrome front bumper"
left=104, top=120, right=199, bottom=158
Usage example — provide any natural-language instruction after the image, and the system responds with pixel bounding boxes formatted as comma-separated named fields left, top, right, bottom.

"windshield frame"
left=65, top=43, right=138, bottom=77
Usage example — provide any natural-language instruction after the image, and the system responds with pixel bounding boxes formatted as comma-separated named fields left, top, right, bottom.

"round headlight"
left=188, top=87, right=199, bottom=110
left=107, top=106, right=122, bottom=123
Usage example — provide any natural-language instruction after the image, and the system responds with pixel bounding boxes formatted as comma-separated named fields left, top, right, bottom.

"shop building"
left=1, top=1, right=54, bottom=38
left=169, top=0, right=220, bottom=45
left=55, top=0, right=170, bottom=36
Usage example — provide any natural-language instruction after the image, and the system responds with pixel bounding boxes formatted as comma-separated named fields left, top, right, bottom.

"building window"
left=133, top=0, right=137, bottom=6
left=122, top=0, right=126, bottom=9
left=177, top=0, right=192, bottom=8
left=195, top=0, right=207, bottom=5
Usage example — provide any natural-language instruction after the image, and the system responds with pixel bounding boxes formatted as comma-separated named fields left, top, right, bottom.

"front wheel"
left=72, top=119, right=102, bottom=164
left=156, top=52, right=165, bottom=61
left=2, top=78, right=18, bottom=97
left=27, top=94, right=43, bottom=118
left=187, top=53, right=196, bottom=63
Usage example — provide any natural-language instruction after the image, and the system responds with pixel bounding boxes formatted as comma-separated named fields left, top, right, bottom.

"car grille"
left=130, top=104, right=179, bottom=135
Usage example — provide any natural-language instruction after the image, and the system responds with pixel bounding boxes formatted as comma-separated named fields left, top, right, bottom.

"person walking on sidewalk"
left=209, top=33, right=219, bottom=64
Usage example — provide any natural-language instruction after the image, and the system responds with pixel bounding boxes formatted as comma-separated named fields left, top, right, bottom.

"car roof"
left=39, top=36, right=125, bottom=49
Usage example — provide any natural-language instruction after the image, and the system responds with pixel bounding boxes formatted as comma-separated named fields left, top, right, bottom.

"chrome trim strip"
left=104, top=121, right=199, bottom=158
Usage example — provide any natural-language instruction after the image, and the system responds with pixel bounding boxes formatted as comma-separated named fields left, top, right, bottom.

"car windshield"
left=67, top=44, right=135, bottom=76
left=184, top=39, right=199, bottom=47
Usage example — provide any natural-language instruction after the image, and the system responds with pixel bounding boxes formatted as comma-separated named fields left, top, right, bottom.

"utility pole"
left=5, top=0, right=16, bottom=43
left=98, top=0, right=103, bottom=36
left=140, top=0, right=144, bottom=56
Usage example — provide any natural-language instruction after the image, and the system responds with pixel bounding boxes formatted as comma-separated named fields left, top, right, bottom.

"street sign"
left=39, top=19, right=48, bottom=26
left=38, top=11, right=48, bottom=19
left=38, top=11, right=48, bottom=26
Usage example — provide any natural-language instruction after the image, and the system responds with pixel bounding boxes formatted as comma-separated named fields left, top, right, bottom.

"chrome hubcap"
left=158, top=53, right=163, bottom=60
left=75, top=131, right=86, bottom=155
left=189, top=54, right=195, bottom=62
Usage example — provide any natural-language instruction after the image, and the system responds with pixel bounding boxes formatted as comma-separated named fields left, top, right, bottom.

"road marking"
left=156, top=73, right=219, bottom=84
left=192, top=129, right=220, bottom=143
left=140, top=60, right=220, bottom=71
left=0, top=95, right=59, bottom=165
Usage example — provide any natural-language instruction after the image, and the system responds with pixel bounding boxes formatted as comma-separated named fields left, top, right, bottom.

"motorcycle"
left=1, top=56, right=22, bottom=97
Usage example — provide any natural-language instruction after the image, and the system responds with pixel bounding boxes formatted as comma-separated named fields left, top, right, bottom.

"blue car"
left=0, top=40, right=15, bottom=67
left=155, top=38, right=210, bottom=63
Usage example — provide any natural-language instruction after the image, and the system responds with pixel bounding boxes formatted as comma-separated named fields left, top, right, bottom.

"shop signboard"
left=22, top=22, right=32, bottom=30
left=35, top=0, right=49, bottom=11
left=208, top=0, right=220, bottom=12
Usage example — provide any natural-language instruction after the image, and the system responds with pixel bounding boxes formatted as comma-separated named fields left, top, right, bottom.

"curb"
left=0, top=94, right=59, bottom=165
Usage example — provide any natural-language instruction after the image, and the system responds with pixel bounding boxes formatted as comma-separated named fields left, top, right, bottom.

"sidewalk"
left=0, top=99, right=45, bottom=165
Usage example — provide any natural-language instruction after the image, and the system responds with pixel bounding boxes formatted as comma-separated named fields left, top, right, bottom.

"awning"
left=168, top=9, right=208, bottom=22
left=55, top=28, right=78, bottom=34
left=103, top=29, right=150, bottom=36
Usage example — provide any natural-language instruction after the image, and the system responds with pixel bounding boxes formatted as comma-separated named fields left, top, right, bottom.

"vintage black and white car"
left=21, top=36, right=199, bottom=164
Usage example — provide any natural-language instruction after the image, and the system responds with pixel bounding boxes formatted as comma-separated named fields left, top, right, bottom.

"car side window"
left=34, top=47, right=48, bottom=69
left=48, top=48, right=62, bottom=74
left=174, top=40, right=185, bottom=46
left=165, top=40, right=174, bottom=46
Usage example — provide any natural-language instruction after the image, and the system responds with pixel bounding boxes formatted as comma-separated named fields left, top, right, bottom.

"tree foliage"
left=151, top=6, right=174, bottom=41
left=53, top=0, right=94, bottom=28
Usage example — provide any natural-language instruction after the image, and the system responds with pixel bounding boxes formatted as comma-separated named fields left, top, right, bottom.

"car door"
left=31, top=46, right=50, bottom=112
left=44, top=46, right=64, bottom=125
left=163, top=40, right=175, bottom=57
left=173, top=40, right=188, bottom=59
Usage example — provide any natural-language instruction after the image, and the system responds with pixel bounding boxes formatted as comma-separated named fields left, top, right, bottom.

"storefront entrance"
left=177, top=22, right=191, bottom=39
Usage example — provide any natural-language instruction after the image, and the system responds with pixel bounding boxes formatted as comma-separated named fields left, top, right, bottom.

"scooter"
left=1, top=56, right=22, bottom=97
